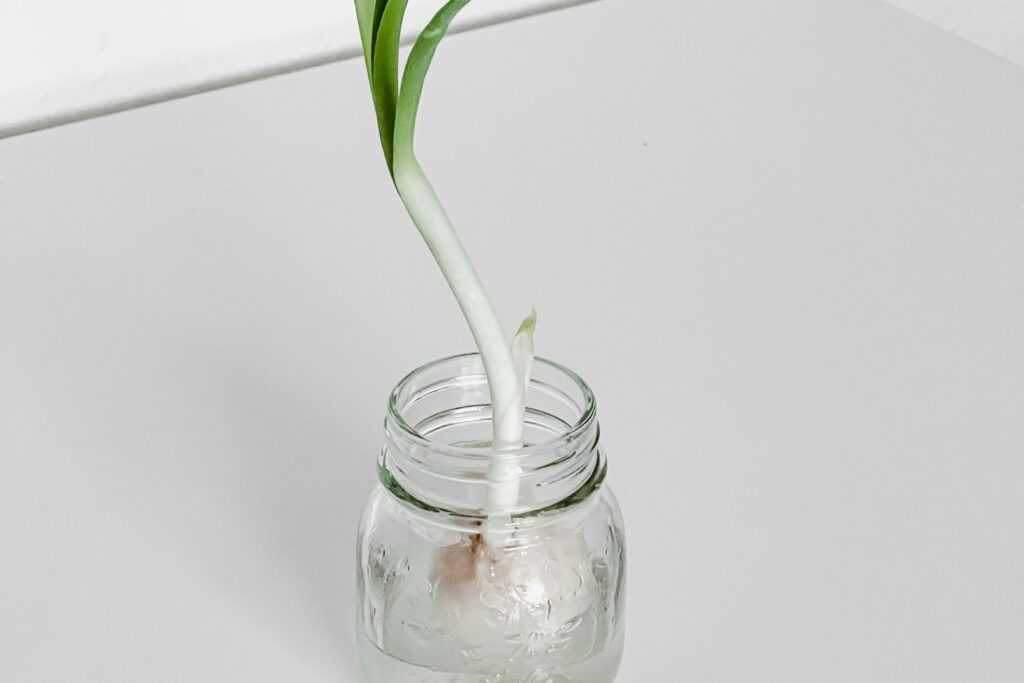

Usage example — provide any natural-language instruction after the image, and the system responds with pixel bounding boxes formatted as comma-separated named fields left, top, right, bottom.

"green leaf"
left=393, top=0, right=473, bottom=165
left=354, top=0, right=376, bottom=76
left=355, top=0, right=407, bottom=173
left=371, top=0, right=409, bottom=173
left=371, top=0, right=389, bottom=59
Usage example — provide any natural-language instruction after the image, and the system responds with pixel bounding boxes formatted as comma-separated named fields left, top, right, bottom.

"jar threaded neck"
left=381, top=353, right=602, bottom=517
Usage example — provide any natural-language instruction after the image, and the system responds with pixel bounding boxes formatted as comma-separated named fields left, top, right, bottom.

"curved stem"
left=393, top=159, right=522, bottom=449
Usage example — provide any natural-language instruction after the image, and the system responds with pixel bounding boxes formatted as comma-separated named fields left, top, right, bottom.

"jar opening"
left=388, top=352, right=596, bottom=456
left=382, top=353, right=602, bottom=516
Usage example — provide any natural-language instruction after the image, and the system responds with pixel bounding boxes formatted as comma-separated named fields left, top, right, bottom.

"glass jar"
left=357, top=353, right=626, bottom=682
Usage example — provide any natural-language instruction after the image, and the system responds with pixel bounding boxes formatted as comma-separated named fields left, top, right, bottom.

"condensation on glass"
left=357, top=353, right=626, bottom=682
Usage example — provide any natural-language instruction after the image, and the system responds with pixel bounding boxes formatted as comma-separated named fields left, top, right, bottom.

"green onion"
left=355, top=0, right=537, bottom=515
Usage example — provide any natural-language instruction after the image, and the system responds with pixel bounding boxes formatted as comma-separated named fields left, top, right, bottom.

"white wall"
left=2, top=0, right=1023, bottom=680
left=0, top=0, right=598, bottom=136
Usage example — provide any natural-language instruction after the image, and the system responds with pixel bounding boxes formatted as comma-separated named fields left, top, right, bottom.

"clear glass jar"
left=357, top=353, right=626, bottom=682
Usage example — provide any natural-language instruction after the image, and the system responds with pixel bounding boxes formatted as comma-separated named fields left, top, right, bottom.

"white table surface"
left=2, top=0, right=1022, bottom=680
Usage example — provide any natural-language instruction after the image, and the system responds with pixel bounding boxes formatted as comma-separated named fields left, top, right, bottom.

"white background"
left=2, top=0, right=1023, bottom=681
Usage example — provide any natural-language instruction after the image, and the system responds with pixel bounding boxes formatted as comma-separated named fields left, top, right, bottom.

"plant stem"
left=393, top=159, right=524, bottom=453
left=361, top=0, right=532, bottom=527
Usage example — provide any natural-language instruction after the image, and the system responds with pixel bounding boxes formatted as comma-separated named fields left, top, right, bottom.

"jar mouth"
left=387, top=352, right=597, bottom=460
left=382, top=353, right=603, bottom=517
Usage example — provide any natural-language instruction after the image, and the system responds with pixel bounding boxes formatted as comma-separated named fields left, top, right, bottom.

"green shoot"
left=355, top=0, right=537, bottom=515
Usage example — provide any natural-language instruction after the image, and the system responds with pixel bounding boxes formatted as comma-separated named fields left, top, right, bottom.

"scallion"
left=355, top=0, right=536, bottom=521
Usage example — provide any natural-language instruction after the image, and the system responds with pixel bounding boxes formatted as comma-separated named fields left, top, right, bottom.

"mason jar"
left=356, top=353, right=626, bottom=682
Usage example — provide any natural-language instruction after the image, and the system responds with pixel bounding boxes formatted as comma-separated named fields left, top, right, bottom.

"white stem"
left=393, top=160, right=525, bottom=519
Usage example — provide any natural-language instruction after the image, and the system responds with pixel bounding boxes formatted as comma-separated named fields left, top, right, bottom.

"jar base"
left=358, top=627, right=624, bottom=683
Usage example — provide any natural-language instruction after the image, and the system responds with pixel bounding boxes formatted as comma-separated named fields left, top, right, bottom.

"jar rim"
left=386, top=352, right=597, bottom=460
